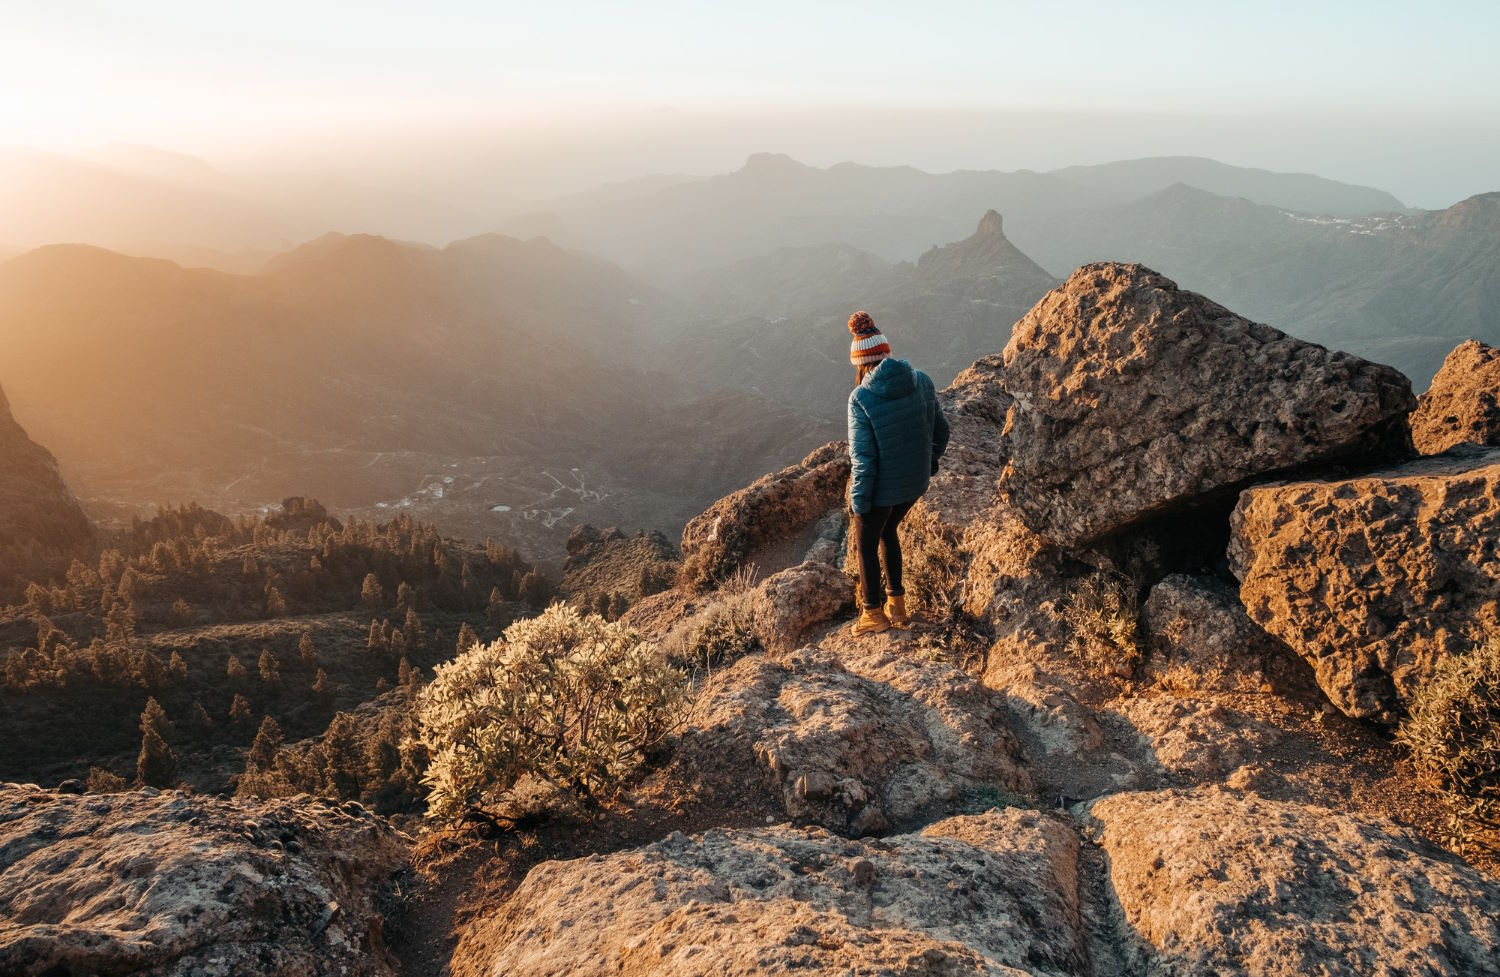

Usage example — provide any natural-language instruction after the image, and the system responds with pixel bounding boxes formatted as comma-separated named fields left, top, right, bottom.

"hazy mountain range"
left=1, top=147, right=1495, bottom=558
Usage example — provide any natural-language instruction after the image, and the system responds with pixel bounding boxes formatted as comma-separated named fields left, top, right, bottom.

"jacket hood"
left=862, top=357, right=917, bottom=399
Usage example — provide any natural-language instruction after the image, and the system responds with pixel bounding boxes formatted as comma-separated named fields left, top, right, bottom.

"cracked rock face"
left=674, top=643, right=1029, bottom=836
left=1411, top=339, right=1500, bottom=455
left=0, top=784, right=410, bottom=977
left=1085, top=786, right=1500, bottom=977
left=1229, top=446, right=1500, bottom=722
left=998, top=262, right=1415, bottom=548
left=461, top=808, right=1085, bottom=977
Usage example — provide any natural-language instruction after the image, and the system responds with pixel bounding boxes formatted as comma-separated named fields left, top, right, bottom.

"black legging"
left=851, top=500, right=915, bottom=609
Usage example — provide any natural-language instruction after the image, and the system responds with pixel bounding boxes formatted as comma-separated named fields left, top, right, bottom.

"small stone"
left=849, top=858, right=877, bottom=887
left=849, top=805, right=889, bottom=838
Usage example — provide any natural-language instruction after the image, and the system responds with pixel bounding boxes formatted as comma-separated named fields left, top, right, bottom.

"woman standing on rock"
left=847, top=311, right=949, bottom=635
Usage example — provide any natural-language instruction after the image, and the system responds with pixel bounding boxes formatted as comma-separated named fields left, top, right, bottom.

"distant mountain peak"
left=740, top=152, right=808, bottom=173
left=911, top=210, right=1056, bottom=291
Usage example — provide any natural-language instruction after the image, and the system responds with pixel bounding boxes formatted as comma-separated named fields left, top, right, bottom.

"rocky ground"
left=5, top=262, right=1499, bottom=976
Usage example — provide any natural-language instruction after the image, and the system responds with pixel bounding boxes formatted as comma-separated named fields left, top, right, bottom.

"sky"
left=2, top=0, right=1497, bottom=207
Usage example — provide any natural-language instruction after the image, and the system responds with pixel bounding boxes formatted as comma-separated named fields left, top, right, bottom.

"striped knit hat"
left=848, top=310, right=891, bottom=367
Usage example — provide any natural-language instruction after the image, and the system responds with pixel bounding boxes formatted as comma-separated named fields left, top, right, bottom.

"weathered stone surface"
left=1229, top=446, right=1500, bottom=721
left=895, top=354, right=1075, bottom=658
left=749, top=559, right=853, bottom=653
left=1412, top=339, right=1500, bottom=454
left=675, top=642, right=1029, bottom=835
left=1140, top=574, right=1283, bottom=692
left=1112, top=696, right=1279, bottom=780
left=680, top=441, right=849, bottom=589
left=999, top=262, right=1415, bottom=548
left=1085, top=786, right=1500, bottom=976
left=0, top=783, right=409, bottom=977
left=461, top=808, right=1085, bottom=977
left=0, top=384, right=92, bottom=555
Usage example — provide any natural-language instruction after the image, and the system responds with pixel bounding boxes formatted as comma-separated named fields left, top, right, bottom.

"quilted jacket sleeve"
left=848, top=391, right=877, bottom=515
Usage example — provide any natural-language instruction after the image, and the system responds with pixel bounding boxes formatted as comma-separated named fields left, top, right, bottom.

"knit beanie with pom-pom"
left=848, top=311, right=891, bottom=366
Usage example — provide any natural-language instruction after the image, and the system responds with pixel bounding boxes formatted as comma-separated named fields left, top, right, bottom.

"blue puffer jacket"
left=848, top=358, right=950, bottom=514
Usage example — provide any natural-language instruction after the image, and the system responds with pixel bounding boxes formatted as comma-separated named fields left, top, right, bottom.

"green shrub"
left=1061, top=570, right=1142, bottom=678
left=413, top=604, right=686, bottom=823
left=1397, top=636, right=1500, bottom=851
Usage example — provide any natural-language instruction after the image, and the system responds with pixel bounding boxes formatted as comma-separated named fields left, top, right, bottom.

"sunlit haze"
left=4, top=0, right=1498, bottom=216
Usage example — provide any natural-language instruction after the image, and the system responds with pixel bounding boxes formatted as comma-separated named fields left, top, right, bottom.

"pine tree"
left=139, top=697, right=175, bottom=740
left=608, top=591, right=630, bottom=621
left=361, top=573, right=383, bottom=609
left=367, top=619, right=384, bottom=652
left=191, top=700, right=213, bottom=732
left=403, top=607, right=425, bottom=650
left=227, top=654, right=247, bottom=683
left=312, top=667, right=331, bottom=704
left=265, top=586, right=287, bottom=617
left=388, top=628, right=407, bottom=662
left=167, top=650, right=188, bottom=681
left=396, top=581, right=414, bottom=612
left=486, top=587, right=507, bottom=631
left=298, top=633, right=318, bottom=668
left=229, top=693, right=252, bottom=725
left=455, top=621, right=479, bottom=653
left=259, top=649, right=281, bottom=689
left=397, top=657, right=414, bottom=687
left=136, top=725, right=177, bottom=788
left=247, top=715, right=284, bottom=772
left=519, top=569, right=549, bottom=607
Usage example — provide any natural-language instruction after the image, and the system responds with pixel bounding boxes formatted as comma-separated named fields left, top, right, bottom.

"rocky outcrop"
left=1229, top=446, right=1500, bottom=722
left=999, top=263, right=1415, bottom=548
left=1411, top=339, right=1500, bottom=454
left=748, top=559, right=853, bottom=653
left=675, top=641, right=1029, bottom=836
left=0, top=384, right=91, bottom=555
left=558, top=524, right=680, bottom=605
left=0, top=784, right=409, bottom=977
left=1086, top=786, right=1500, bottom=976
left=679, top=441, right=849, bottom=589
left=461, top=808, right=1085, bottom=977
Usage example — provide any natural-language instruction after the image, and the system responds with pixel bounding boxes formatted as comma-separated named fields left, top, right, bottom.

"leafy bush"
left=1061, top=570, right=1142, bottom=678
left=1397, top=636, right=1500, bottom=851
left=413, top=604, right=686, bottom=824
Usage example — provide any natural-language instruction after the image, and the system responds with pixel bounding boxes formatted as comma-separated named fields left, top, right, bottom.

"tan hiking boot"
left=850, top=607, right=892, bottom=636
left=884, top=595, right=910, bottom=628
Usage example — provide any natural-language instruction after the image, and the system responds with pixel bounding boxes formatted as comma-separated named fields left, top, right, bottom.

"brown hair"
left=856, top=363, right=877, bottom=386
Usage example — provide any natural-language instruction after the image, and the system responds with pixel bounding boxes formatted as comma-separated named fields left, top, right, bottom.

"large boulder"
left=1085, top=786, right=1500, bottom=976
left=897, top=354, right=1074, bottom=657
left=1229, top=446, right=1500, bottom=722
left=673, top=641, right=1029, bottom=836
left=0, top=384, right=92, bottom=556
left=0, top=784, right=409, bottom=977
left=1411, top=339, right=1500, bottom=454
left=998, top=263, right=1415, bottom=548
left=679, top=441, right=849, bottom=589
left=458, top=808, right=1086, bottom=977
